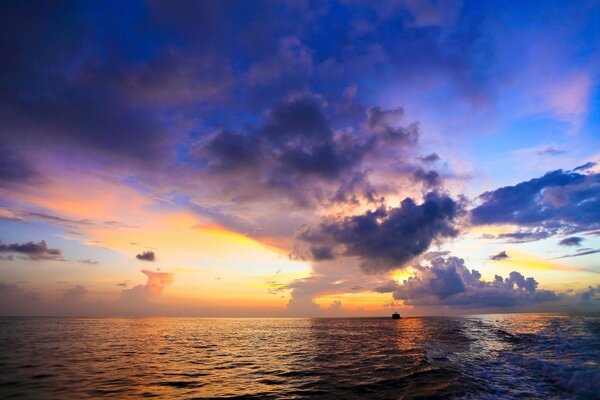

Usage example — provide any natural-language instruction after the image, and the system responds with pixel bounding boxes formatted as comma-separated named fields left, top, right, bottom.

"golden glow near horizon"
left=1, top=159, right=599, bottom=316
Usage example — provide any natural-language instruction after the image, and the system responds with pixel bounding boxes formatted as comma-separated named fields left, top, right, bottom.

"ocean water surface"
left=1, top=314, right=599, bottom=399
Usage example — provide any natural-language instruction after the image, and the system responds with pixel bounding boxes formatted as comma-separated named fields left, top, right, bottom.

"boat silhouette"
left=392, top=312, right=401, bottom=319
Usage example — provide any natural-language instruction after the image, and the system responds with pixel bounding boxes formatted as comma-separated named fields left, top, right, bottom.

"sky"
left=1, top=0, right=599, bottom=317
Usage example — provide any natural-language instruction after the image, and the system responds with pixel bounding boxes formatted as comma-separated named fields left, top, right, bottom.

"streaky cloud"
left=550, top=249, right=600, bottom=260
left=0, top=240, right=63, bottom=261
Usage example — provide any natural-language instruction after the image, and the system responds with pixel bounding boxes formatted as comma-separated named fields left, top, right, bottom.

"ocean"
left=1, top=314, right=599, bottom=399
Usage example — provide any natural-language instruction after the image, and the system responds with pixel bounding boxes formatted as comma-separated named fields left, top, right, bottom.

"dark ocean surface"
left=1, top=314, right=599, bottom=399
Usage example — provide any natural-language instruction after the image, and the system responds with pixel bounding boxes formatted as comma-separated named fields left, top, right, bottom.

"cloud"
left=61, top=285, right=87, bottom=303
left=0, top=240, right=63, bottom=261
left=0, top=270, right=174, bottom=316
left=0, top=283, right=41, bottom=315
left=472, top=169, right=600, bottom=239
left=536, top=146, right=565, bottom=156
left=490, top=251, right=509, bottom=261
left=197, top=94, right=367, bottom=180
left=559, top=237, right=584, bottom=247
left=136, top=251, right=156, bottom=262
left=295, top=192, right=463, bottom=273
left=574, top=162, right=596, bottom=172
left=412, top=168, right=441, bottom=188
left=392, top=257, right=559, bottom=308
left=119, top=269, right=174, bottom=304
left=194, top=94, right=422, bottom=210
left=494, top=230, right=552, bottom=243
left=550, top=249, right=600, bottom=260
left=419, top=153, right=440, bottom=163
left=581, top=285, right=600, bottom=302
left=78, top=259, right=99, bottom=265
left=0, top=209, right=22, bottom=222
left=365, top=107, right=420, bottom=144
left=0, top=147, right=36, bottom=185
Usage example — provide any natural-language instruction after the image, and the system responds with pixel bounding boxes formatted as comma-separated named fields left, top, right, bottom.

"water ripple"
left=0, top=315, right=599, bottom=399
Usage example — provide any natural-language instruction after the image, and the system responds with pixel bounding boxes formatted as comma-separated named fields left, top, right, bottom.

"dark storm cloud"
left=136, top=251, right=156, bottom=262
left=200, top=130, right=262, bottom=173
left=559, top=237, right=584, bottom=246
left=471, top=170, right=600, bottom=238
left=295, top=192, right=463, bottom=273
left=195, top=95, right=420, bottom=208
left=0, top=240, right=63, bottom=261
left=392, top=257, right=559, bottom=307
left=263, top=95, right=366, bottom=179
left=490, top=251, right=509, bottom=261
left=196, top=95, right=368, bottom=180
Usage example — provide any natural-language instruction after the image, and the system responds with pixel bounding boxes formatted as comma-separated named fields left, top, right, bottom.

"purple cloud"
left=392, top=257, right=558, bottom=308
left=0, top=240, right=63, bottom=261
left=295, top=192, right=463, bottom=273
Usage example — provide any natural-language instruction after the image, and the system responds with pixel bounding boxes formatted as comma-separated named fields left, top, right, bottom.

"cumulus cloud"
left=119, top=269, right=174, bottom=304
left=193, top=94, right=424, bottom=212
left=391, top=257, right=559, bottom=308
left=136, top=251, right=156, bottom=262
left=472, top=170, right=600, bottom=239
left=0, top=240, right=63, bottom=261
left=295, top=192, right=463, bottom=273
left=198, top=94, right=367, bottom=180
left=490, top=251, right=509, bottom=261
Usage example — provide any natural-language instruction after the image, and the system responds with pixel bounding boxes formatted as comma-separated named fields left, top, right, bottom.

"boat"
left=392, top=312, right=401, bottom=319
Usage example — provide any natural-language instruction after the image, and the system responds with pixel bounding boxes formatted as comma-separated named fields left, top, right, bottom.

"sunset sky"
left=1, top=0, right=599, bottom=316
